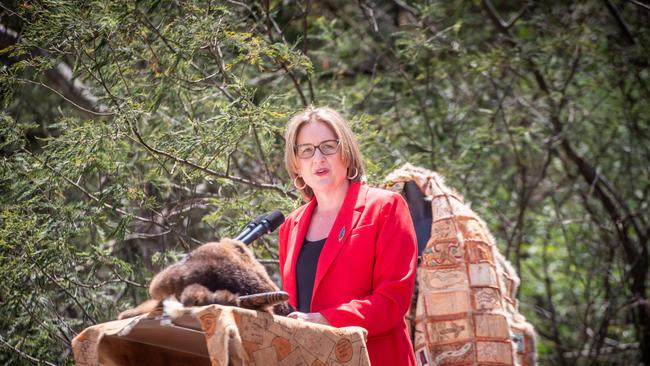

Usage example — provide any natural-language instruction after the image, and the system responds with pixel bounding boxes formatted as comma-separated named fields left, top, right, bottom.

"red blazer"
left=278, top=182, right=417, bottom=366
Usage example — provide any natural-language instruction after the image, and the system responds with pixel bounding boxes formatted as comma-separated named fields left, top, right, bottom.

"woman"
left=278, top=106, right=417, bottom=366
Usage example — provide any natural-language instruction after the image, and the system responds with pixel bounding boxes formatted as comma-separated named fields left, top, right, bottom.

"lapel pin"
left=338, top=227, right=346, bottom=242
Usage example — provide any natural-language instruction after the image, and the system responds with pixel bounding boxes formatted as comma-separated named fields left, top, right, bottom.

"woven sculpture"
left=384, top=164, right=536, bottom=366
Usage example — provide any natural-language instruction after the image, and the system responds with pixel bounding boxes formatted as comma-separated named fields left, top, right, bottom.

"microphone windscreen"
left=251, top=213, right=267, bottom=225
left=234, top=212, right=269, bottom=241
left=264, top=210, right=285, bottom=232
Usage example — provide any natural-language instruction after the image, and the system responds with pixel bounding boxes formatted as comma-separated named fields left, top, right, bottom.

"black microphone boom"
left=240, top=210, right=285, bottom=245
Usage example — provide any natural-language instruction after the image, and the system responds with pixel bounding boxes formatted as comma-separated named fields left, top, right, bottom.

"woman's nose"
left=312, top=147, right=326, bottom=161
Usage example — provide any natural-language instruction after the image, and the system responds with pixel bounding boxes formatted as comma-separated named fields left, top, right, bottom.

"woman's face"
left=295, top=121, right=349, bottom=197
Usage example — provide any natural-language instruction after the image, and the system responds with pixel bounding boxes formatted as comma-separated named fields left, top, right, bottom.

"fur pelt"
left=118, top=239, right=293, bottom=319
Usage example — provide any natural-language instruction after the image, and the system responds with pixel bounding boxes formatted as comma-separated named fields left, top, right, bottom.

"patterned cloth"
left=384, top=164, right=536, bottom=366
left=72, top=304, right=370, bottom=366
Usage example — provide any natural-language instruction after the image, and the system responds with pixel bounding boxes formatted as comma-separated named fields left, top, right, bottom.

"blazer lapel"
left=312, top=182, right=367, bottom=300
left=284, top=198, right=317, bottom=307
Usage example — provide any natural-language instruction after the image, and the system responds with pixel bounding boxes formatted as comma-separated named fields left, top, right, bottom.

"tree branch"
left=21, top=148, right=205, bottom=246
left=127, top=124, right=296, bottom=198
left=16, top=78, right=113, bottom=116
left=2, top=23, right=110, bottom=116
left=258, top=1, right=309, bottom=106
left=0, top=335, right=57, bottom=366
left=604, top=0, right=636, bottom=45
left=626, top=0, right=650, bottom=12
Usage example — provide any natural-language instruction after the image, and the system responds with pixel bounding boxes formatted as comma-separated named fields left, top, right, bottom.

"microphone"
left=239, top=210, right=285, bottom=245
left=234, top=213, right=267, bottom=241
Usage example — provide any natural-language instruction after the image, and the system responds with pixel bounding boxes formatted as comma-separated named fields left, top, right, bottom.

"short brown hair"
left=284, top=106, right=365, bottom=201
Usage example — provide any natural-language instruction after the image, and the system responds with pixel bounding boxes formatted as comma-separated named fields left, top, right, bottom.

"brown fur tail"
left=117, top=299, right=161, bottom=320
left=238, top=291, right=289, bottom=310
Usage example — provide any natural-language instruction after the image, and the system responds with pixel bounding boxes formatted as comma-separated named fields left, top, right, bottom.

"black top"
left=296, top=237, right=326, bottom=313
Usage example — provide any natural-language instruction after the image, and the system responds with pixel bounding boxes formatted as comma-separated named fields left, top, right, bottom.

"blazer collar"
left=285, top=181, right=368, bottom=307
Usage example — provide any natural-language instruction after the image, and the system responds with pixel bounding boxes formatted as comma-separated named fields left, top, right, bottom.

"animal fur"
left=118, top=239, right=293, bottom=319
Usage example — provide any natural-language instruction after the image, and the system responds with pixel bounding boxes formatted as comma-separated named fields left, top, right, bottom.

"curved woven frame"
left=384, top=164, right=536, bottom=366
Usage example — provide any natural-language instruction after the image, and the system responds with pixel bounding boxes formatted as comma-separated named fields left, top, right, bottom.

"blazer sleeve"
left=319, top=193, right=417, bottom=336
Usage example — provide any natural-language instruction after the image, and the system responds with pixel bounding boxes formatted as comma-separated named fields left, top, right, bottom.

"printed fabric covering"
left=72, top=303, right=370, bottom=366
left=384, top=164, right=536, bottom=366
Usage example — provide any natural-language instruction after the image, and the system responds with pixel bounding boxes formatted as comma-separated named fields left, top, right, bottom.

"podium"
left=72, top=304, right=370, bottom=366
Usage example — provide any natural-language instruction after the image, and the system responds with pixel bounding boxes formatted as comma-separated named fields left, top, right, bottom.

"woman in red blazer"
left=279, top=107, right=417, bottom=366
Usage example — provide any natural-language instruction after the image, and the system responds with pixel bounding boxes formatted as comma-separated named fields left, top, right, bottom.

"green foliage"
left=1, top=0, right=649, bottom=364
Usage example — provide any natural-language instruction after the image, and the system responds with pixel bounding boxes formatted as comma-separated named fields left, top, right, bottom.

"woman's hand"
left=287, top=311, right=331, bottom=326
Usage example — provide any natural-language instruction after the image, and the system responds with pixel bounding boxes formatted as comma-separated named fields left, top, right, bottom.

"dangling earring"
left=347, top=167, right=359, bottom=180
left=293, top=176, right=307, bottom=190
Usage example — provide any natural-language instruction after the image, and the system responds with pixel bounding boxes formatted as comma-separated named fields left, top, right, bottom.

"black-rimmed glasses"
left=294, top=139, right=340, bottom=159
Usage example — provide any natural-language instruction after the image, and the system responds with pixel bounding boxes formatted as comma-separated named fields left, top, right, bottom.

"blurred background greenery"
left=1, top=1, right=648, bottom=364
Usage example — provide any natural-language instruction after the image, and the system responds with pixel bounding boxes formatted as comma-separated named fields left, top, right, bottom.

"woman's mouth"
left=314, top=168, right=329, bottom=176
